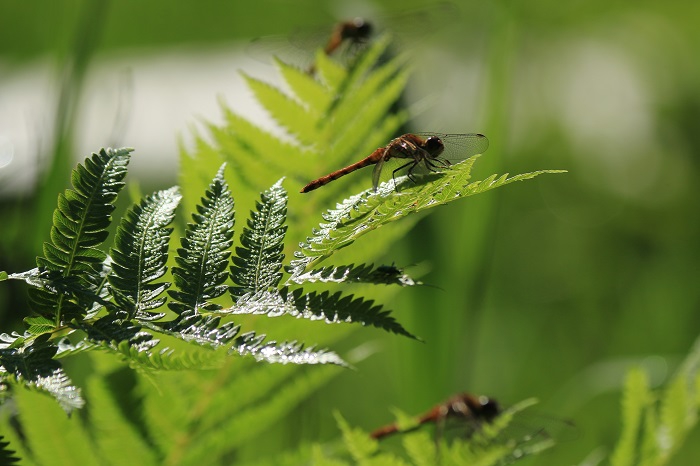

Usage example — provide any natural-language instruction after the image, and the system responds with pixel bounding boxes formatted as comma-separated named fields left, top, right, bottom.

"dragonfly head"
left=423, top=136, right=445, bottom=157
left=478, top=396, right=501, bottom=422
left=342, top=18, right=373, bottom=42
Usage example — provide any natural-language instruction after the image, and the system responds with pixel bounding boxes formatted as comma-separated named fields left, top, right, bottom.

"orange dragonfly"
left=370, top=392, right=500, bottom=440
left=301, top=133, right=489, bottom=193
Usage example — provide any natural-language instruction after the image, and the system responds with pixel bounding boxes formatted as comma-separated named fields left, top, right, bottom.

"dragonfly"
left=300, top=133, right=489, bottom=193
left=305, top=18, right=373, bottom=74
left=370, top=392, right=501, bottom=440
left=321, top=18, right=373, bottom=58
left=249, top=3, right=458, bottom=73
left=248, top=17, right=373, bottom=74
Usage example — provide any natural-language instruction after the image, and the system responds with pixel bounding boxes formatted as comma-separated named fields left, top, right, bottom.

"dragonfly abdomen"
left=300, top=147, right=384, bottom=193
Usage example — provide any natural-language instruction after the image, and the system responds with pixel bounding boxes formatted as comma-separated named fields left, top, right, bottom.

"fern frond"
left=109, top=186, right=181, bottom=321
left=659, top=374, right=691, bottom=461
left=229, top=288, right=417, bottom=340
left=288, top=263, right=421, bottom=286
left=28, top=147, right=132, bottom=325
left=111, top=340, right=224, bottom=371
left=86, top=377, right=159, bottom=464
left=175, top=362, right=343, bottom=464
left=220, top=108, right=310, bottom=181
left=230, top=179, right=287, bottom=299
left=231, top=335, right=347, bottom=366
left=0, top=335, right=83, bottom=414
left=71, top=310, right=159, bottom=352
left=155, top=309, right=239, bottom=348
left=291, top=159, right=566, bottom=272
left=334, top=411, right=379, bottom=462
left=274, top=57, right=333, bottom=115
left=23, top=315, right=57, bottom=336
left=610, top=368, right=650, bottom=466
left=314, top=48, right=346, bottom=91
left=243, top=73, right=318, bottom=146
left=610, top=336, right=700, bottom=466
left=330, top=52, right=410, bottom=161
left=169, top=165, right=234, bottom=316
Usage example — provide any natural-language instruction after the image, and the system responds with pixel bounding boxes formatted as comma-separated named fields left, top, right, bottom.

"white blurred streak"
left=0, top=59, right=55, bottom=195
left=0, top=43, right=281, bottom=197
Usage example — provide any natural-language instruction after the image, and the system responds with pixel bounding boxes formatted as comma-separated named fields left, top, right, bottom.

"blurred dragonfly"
left=370, top=392, right=501, bottom=441
left=248, top=3, right=459, bottom=73
left=370, top=392, right=575, bottom=463
left=300, top=132, right=489, bottom=193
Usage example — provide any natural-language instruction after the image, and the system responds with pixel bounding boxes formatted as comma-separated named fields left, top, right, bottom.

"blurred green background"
left=1, top=0, right=699, bottom=464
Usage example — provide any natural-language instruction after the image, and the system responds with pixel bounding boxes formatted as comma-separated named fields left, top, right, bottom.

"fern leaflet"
left=230, top=178, right=287, bottom=299
left=288, top=262, right=421, bottom=286
left=169, top=164, right=234, bottom=316
left=27, top=148, right=131, bottom=326
left=109, top=186, right=181, bottom=321
left=228, top=288, right=417, bottom=340
left=0, top=334, right=83, bottom=413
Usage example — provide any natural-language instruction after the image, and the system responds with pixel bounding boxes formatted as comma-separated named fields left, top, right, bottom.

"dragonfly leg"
left=392, top=161, right=415, bottom=189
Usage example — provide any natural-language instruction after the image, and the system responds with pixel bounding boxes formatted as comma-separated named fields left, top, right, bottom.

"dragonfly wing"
left=372, top=156, right=386, bottom=191
left=414, top=133, right=489, bottom=162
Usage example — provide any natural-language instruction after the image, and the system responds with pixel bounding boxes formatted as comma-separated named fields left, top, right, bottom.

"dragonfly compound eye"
left=424, top=136, right=445, bottom=155
left=478, top=397, right=501, bottom=421
left=344, top=18, right=373, bottom=41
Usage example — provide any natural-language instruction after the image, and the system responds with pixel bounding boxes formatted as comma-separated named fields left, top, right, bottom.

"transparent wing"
left=414, top=133, right=489, bottom=162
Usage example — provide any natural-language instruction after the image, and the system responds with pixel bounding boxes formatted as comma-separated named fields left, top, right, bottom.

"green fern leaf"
left=243, top=73, right=318, bottom=146
left=23, top=316, right=57, bottom=336
left=402, top=431, right=437, bottom=466
left=169, top=165, right=234, bottom=315
left=28, top=147, right=132, bottom=325
left=174, top=362, right=344, bottom=464
left=220, top=108, right=310, bottom=181
left=71, top=310, right=159, bottom=352
left=329, top=53, right=410, bottom=158
left=155, top=309, right=239, bottom=348
left=659, top=374, right=691, bottom=460
left=86, top=377, right=159, bottom=464
left=111, top=339, right=224, bottom=371
left=109, top=186, right=181, bottom=321
left=0, top=334, right=83, bottom=414
left=610, top=367, right=651, bottom=466
left=288, top=263, right=421, bottom=286
left=229, top=288, right=417, bottom=340
left=231, top=335, right=347, bottom=366
left=230, top=179, right=287, bottom=299
left=333, top=411, right=378, bottom=462
left=0, top=436, right=21, bottom=465
left=314, top=48, right=346, bottom=91
left=291, top=158, right=566, bottom=272
left=274, top=57, right=333, bottom=115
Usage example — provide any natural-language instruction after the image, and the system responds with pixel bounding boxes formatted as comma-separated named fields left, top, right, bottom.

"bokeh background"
left=1, top=0, right=699, bottom=464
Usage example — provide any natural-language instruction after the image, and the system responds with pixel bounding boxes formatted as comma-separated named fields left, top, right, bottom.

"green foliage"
left=0, top=34, right=564, bottom=465
left=609, top=336, right=700, bottom=466
left=313, top=399, right=551, bottom=466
